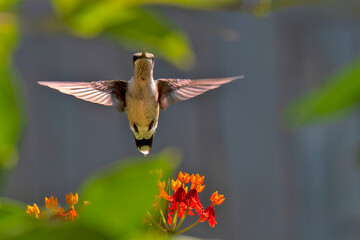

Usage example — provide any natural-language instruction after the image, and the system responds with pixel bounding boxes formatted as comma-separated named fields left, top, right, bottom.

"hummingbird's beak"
left=141, top=49, right=146, bottom=58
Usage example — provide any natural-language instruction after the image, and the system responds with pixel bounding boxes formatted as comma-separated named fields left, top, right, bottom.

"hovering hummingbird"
left=38, top=50, right=243, bottom=156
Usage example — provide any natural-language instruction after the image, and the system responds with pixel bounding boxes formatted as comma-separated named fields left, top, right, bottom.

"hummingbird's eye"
left=133, top=56, right=139, bottom=62
left=148, top=120, right=154, bottom=131
left=133, top=123, right=139, bottom=133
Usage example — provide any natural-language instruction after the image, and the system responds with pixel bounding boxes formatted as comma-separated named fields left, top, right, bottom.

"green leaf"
left=5, top=225, right=111, bottom=240
left=108, top=8, right=194, bottom=69
left=52, top=0, right=238, bottom=15
left=0, top=198, right=38, bottom=239
left=0, top=13, right=23, bottom=171
left=78, top=149, right=180, bottom=238
left=141, top=0, right=238, bottom=10
left=284, top=56, right=360, bottom=128
left=52, top=0, right=195, bottom=69
left=0, top=0, right=21, bottom=11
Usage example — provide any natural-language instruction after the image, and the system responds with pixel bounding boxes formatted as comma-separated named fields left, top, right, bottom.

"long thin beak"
left=141, top=49, right=146, bottom=58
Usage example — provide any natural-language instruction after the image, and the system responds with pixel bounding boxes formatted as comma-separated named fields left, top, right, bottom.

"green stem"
left=175, top=220, right=201, bottom=235
left=174, top=202, right=191, bottom=232
left=159, top=208, right=170, bottom=230
left=146, top=210, right=167, bottom=233
left=170, top=204, right=180, bottom=232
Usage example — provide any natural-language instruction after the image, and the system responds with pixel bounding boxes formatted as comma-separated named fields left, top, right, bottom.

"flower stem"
left=175, top=219, right=201, bottom=235
left=146, top=210, right=167, bottom=233
left=159, top=208, right=170, bottom=231
left=170, top=204, right=180, bottom=232
left=174, top=202, right=191, bottom=232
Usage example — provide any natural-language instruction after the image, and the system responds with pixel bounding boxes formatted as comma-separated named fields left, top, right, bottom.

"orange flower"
left=158, top=180, right=171, bottom=200
left=177, top=171, right=191, bottom=184
left=26, top=203, right=40, bottom=218
left=153, top=180, right=167, bottom=209
left=55, top=206, right=65, bottom=214
left=61, top=208, right=78, bottom=221
left=66, top=193, right=78, bottom=207
left=190, top=174, right=205, bottom=192
left=149, top=171, right=226, bottom=234
left=199, top=192, right=225, bottom=227
left=171, top=179, right=188, bottom=193
left=45, top=196, right=58, bottom=209
left=210, top=191, right=225, bottom=206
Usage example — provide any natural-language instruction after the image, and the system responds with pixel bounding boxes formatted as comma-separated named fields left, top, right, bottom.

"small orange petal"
left=177, top=171, right=191, bottom=184
left=66, top=192, right=79, bottom=206
left=198, top=184, right=205, bottom=192
left=158, top=181, right=172, bottom=201
left=26, top=203, right=40, bottom=217
left=74, top=193, right=79, bottom=204
left=217, top=197, right=225, bottom=205
left=45, top=196, right=58, bottom=209
left=210, top=191, right=218, bottom=202
left=210, top=191, right=225, bottom=205
left=171, top=179, right=182, bottom=192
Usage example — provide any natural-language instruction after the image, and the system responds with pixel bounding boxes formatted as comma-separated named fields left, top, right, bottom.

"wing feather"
left=157, top=76, right=243, bottom=110
left=38, top=80, right=127, bottom=111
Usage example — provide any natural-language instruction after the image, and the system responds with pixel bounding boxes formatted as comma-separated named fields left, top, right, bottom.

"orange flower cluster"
left=26, top=193, right=87, bottom=221
left=149, top=171, right=225, bottom=235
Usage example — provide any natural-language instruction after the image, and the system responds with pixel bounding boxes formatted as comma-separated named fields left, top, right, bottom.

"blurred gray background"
left=5, top=1, right=360, bottom=240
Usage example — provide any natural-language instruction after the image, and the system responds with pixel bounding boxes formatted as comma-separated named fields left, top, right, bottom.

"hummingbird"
left=38, top=50, right=243, bottom=156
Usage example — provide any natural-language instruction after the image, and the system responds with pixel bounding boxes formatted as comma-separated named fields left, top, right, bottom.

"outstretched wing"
left=157, top=76, right=243, bottom=110
left=38, top=80, right=127, bottom=111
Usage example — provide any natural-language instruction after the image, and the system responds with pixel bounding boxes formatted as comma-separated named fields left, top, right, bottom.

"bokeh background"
left=1, top=0, right=360, bottom=239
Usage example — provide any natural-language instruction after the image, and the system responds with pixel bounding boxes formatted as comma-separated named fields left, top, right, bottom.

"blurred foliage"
left=51, top=0, right=240, bottom=69
left=0, top=149, right=180, bottom=240
left=0, top=0, right=21, bottom=12
left=51, top=0, right=317, bottom=69
left=285, top=57, right=360, bottom=128
left=0, top=2, right=23, bottom=188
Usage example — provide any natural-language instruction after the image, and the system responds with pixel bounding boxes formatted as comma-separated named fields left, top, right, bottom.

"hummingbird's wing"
left=157, top=76, right=243, bottom=110
left=38, top=80, right=127, bottom=111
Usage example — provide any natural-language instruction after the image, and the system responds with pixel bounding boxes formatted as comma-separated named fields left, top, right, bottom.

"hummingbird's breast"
left=125, top=77, right=159, bottom=139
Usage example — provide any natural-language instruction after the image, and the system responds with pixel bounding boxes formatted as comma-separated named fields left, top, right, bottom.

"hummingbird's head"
left=133, top=50, right=154, bottom=79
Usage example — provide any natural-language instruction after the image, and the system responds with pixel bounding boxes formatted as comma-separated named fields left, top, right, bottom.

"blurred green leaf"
left=5, top=225, right=111, bottom=240
left=52, top=0, right=195, bottom=68
left=78, top=149, right=180, bottom=238
left=284, top=56, right=360, bottom=128
left=0, top=198, right=38, bottom=239
left=143, top=0, right=237, bottom=9
left=53, top=0, right=238, bottom=15
left=0, top=0, right=21, bottom=11
left=108, top=8, right=194, bottom=69
left=0, top=13, right=23, bottom=171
